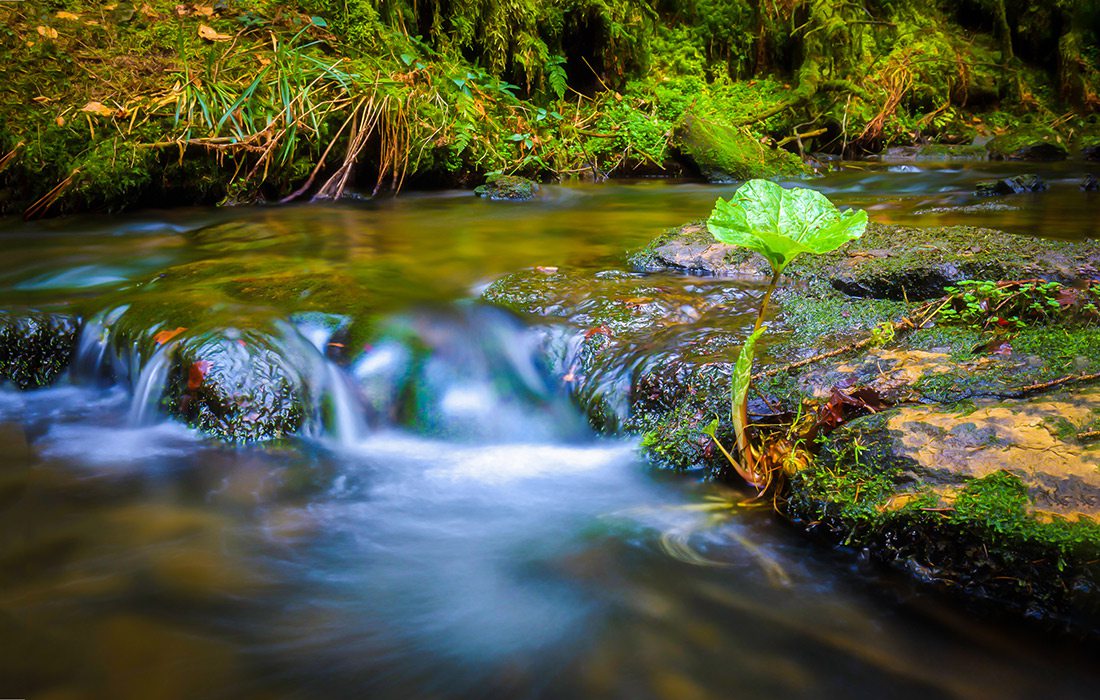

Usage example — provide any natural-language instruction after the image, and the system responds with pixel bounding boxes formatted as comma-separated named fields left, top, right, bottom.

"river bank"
left=3, top=1, right=1098, bottom=217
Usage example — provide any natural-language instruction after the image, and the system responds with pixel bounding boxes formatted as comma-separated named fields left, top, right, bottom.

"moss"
left=785, top=416, right=1100, bottom=631
left=774, top=285, right=910, bottom=351
left=674, top=109, right=809, bottom=182
left=986, top=126, right=1069, bottom=161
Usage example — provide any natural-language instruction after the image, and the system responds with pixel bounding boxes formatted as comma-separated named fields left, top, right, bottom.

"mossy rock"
left=631, top=221, right=1100, bottom=300
left=986, top=127, right=1068, bottom=161
left=474, top=175, right=540, bottom=201
left=0, top=311, right=79, bottom=390
left=784, top=396, right=1100, bottom=633
left=1075, top=126, right=1100, bottom=161
left=674, top=111, right=809, bottom=182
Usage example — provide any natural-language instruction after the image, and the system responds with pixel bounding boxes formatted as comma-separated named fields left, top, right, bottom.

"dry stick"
left=755, top=296, right=944, bottom=380
left=0, top=141, right=23, bottom=174
left=24, top=169, right=79, bottom=220
left=279, top=98, right=361, bottom=203
left=1003, top=372, right=1100, bottom=399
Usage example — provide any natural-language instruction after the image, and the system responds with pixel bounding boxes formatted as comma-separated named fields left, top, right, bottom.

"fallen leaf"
left=175, top=5, right=190, bottom=17
left=56, top=11, right=81, bottom=21
left=32, top=96, right=51, bottom=103
left=193, top=5, right=216, bottom=17
left=198, top=24, right=232, bottom=41
left=188, top=361, right=212, bottom=390
left=80, top=101, right=116, bottom=117
left=140, top=3, right=159, bottom=19
left=56, top=116, right=65, bottom=126
left=153, top=327, right=187, bottom=345
left=36, top=26, right=60, bottom=39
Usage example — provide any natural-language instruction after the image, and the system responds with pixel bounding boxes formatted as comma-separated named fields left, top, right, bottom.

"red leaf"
left=188, top=361, right=212, bottom=390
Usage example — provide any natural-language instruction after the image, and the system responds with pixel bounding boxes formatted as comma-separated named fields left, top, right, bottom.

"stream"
left=2, top=161, right=1099, bottom=699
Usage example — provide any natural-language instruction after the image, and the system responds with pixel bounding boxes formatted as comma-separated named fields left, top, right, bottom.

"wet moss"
left=473, top=175, right=539, bottom=201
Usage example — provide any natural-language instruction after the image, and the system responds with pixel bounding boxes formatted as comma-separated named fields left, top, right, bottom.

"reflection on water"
left=2, top=165, right=1100, bottom=699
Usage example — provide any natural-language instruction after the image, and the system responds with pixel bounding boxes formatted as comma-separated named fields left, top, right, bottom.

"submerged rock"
left=975, top=174, right=1046, bottom=196
left=474, top=174, right=540, bottom=201
left=986, top=127, right=1068, bottom=161
left=0, top=311, right=79, bottom=389
left=1083, top=174, right=1099, bottom=192
left=674, top=110, right=809, bottom=182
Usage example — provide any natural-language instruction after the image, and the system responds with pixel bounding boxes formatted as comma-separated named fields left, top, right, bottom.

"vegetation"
left=704, top=179, right=867, bottom=489
left=2, top=0, right=1099, bottom=215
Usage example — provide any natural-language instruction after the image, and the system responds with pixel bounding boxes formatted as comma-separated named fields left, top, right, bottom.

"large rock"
left=0, top=311, right=79, bottom=389
left=785, top=391, right=1100, bottom=632
left=631, top=221, right=1100, bottom=300
left=474, top=174, right=539, bottom=201
left=674, top=110, right=809, bottom=182
left=486, top=219, right=1100, bottom=630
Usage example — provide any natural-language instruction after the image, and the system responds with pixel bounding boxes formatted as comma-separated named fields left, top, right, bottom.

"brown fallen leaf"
left=153, top=327, right=187, bottom=345
left=36, top=26, right=60, bottom=39
left=32, top=96, right=52, bottom=103
left=140, top=4, right=159, bottom=19
left=80, top=101, right=117, bottom=117
left=175, top=4, right=191, bottom=16
left=193, top=5, right=216, bottom=17
left=56, top=116, right=66, bottom=127
left=56, top=11, right=81, bottom=21
left=198, top=24, right=232, bottom=42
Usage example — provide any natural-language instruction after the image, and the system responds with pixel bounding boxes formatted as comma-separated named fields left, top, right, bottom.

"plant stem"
left=753, top=270, right=782, bottom=333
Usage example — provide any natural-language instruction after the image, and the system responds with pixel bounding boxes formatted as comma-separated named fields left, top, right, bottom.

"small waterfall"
left=351, top=305, right=590, bottom=443
left=126, top=344, right=172, bottom=426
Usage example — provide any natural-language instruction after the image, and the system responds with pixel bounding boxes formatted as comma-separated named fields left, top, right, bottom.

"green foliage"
left=707, top=180, right=869, bottom=275
left=937, top=280, right=1100, bottom=332
left=731, top=327, right=764, bottom=424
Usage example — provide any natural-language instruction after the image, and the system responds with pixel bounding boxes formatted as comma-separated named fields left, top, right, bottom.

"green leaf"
left=310, top=16, right=328, bottom=28
left=399, top=53, right=415, bottom=66
left=731, top=328, right=765, bottom=425
left=707, top=179, right=868, bottom=275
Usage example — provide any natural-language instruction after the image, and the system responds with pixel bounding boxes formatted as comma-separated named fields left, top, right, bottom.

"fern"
left=546, top=55, right=568, bottom=100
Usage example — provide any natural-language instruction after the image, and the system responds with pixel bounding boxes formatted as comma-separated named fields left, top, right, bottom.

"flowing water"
left=2, top=162, right=1099, bottom=699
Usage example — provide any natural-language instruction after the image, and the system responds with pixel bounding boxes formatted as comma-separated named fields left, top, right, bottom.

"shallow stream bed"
left=2, top=162, right=1099, bottom=699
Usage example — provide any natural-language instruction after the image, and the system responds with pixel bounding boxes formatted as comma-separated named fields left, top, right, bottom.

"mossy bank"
left=3, top=1, right=1100, bottom=215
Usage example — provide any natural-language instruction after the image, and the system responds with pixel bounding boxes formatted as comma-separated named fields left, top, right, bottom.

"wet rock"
left=674, top=110, right=809, bottom=182
left=975, top=173, right=1046, bottom=196
left=784, top=391, right=1100, bottom=633
left=1083, top=174, right=1099, bottom=192
left=474, top=174, right=539, bottom=201
left=631, top=221, right=1100, bottom=300
left=1076, top=128, right=1100, bottom=161
left=986, top=127, right=1068, bottom=161
left=0, top=311, right=79, bottom=389
left=168, top=327, right=306, bottom=442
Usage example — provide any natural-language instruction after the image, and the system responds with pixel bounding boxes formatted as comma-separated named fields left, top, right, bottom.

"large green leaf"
left=706, top=179, right=868, bottom=274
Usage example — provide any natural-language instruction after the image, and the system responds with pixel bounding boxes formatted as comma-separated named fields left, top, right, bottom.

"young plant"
left=706, top=179, right=868, bottom=488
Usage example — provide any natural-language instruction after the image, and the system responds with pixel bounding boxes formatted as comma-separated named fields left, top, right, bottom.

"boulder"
left=674, top=110, right=809, bottom=182
left=630, top=221, right=1100, bottom=300
left=474, top=174, right=539, bottom=201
